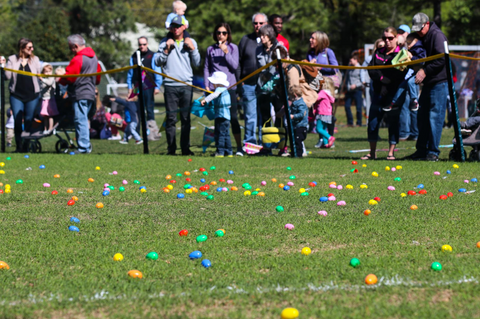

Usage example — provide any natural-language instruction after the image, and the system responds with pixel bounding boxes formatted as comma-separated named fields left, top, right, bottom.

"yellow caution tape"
left=227, top=61, right=276, bottom=90
left=450, top=54, right=480, bottom=61
left=3, top=65, right=135, bottom=78
left=141, top=66, right=213, bottom=94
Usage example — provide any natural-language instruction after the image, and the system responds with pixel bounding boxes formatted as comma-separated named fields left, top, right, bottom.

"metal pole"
left=444, top=41, right=464, bottom=162
left=136, top=50, right=149, bottom=154
left=1, top=64, right=5, bottom=153
left=276, top=50, right=297, bottom=157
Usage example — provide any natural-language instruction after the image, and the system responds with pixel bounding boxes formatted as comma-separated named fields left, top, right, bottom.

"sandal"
left=386, top=155, right=396, bottom=160
left=360, top=154, right=375, bottom=160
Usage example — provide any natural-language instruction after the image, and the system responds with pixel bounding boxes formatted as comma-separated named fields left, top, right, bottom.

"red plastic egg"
left=439, top=195, right=448, bottom=200
left=219, top=178, right=226, bottom=182
left=185, top=178, right=191, bottom=182
left=205, top=185, right=210, bottom=190
left=67, top=200, right=75, bottom=206
left=353, top=169, right=359, bottom=173
left=447, top=192, right=453, bottom=197
left=0, top=190, right=3, bottom=194
left=179, top=229, right=188, bottom=236
left=407, top=190, right=416, bottom=196
left=374, top=197, right=381, bottom=202
left=170, top=180, right=176, bottom=184
left=188, top=159, right=192, bottom=162
left=308, top=182, right=315, bottom=187
left=51, top=190, right=58, bottom=195
left=352, top=161, right=358, bottom=165
left=327, top=193, right=334, bottom=197
left=418, top=189, right=427, bottom=195
left=199, top=168, right=206, bottom=172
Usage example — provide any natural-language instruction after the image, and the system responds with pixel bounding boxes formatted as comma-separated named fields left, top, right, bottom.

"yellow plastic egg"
left=453, top=164, right=459, bottom=169
left=301, top=247, right=311, bottom=256
left=346, top=184, right=353, bottom=189
left=113, top=253, right=124, bottom=261
left=140, top=188, right=147, bottom=193
left=396, top=165, right=402, bottom=170
left=0, top=162, right=4, bottom=167
left=167, top=185, right=173, bottom=190
left=5, top=189, right=11, bottom=194
left=185, top=189, right=193, bottom=194
left=368, top=199, right=378, bottom=205
left=299, top=188, right=305, bottom=193
left=360, top=184, right=368, bottom=189
left=0, top=170, right=4, bottom=175
left=362, top=164, right=367, bottom=168
left=441, top=244, right=452, bottom=252
left=255, top=188, right=261, bottom=191
left=401, top=193, right=407, bottom=197
left=281, top=307, right=299, bottom=319
left=67, top=188, right=74, bottom=194
left=5, top=184, right=10, bottom=189
left=244, top=191, right=251, bottom=196
left=371, top=171, right=378, bottom=177
left=385, top=166, right=390, bottom=171
left=95, top=166, right=100, bottom=170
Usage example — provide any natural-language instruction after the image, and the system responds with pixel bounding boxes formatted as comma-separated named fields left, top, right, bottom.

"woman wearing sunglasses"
left=204, top=22, right=243, bottom=156
left=361, top=27, right=407, bottom=160
left=3, top=38, right=42, bottom=152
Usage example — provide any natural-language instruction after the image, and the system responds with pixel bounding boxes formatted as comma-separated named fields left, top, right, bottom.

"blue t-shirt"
left=213, top=87, right=231, bottom=120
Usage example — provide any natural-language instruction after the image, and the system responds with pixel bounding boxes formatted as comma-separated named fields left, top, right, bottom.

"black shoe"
left=407, top=136, right=418, bottom=141
left=404, top=152, right=426, bottom=161
left=426, top=154, right=439, bottom=162
left=182, top=150, right=194, bottom=156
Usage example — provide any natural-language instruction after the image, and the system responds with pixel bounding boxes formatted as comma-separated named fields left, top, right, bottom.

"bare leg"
left=361, top=141, right=377, bottom=159
left=48, top=117, right=54, bottom=131
left=387, top=144, right=396, bottom=159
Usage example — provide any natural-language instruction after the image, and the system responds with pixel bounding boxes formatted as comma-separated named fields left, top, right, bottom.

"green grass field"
left=1, top=109, right=479, bottom=318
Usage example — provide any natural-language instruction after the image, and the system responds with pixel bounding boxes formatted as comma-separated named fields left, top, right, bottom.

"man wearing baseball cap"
left=405, top=12, right=448, bottom=162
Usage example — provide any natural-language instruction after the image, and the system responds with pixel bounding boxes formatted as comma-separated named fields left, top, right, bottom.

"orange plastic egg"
left=257, top=192, right=265, bottom=196
left=163, top=188, right=170, bottom=193
left=191, top=187, right=198, bottom=193
left=210, top=181, right=217, bottom=186
left=96, top=202, right=104, bottom=209
left=128, top=270, right=143, bottom=279
left=67, top=188, right=74, bottom=194
left=278, top=183, right=285, bottom=188
left=184, top=171, right=191, bottom=176
left=71, top=196, right=79, bottom=201
left=231, top=186, right=238, bottom=191
left=476, top=241, right=480, bottom=248
left=165, top=175, right=172, bottom=180
left=54, top=174, right=60, bottom=178
left=364, top=209, right=371, bottom=216
left=271, top=178, right=277, bottom=183
left=0, top=261, right=10, bottom=270
left=410, top=204, right=418, bottom=210
left=365, top=274, right=378, bottom=285
left=88, top=178, right=94, bottom=182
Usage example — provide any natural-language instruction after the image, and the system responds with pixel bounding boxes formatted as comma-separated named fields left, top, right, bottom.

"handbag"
left=261, top=117, right=286, bottom=149
left=324, top=48, right=343, bottom=89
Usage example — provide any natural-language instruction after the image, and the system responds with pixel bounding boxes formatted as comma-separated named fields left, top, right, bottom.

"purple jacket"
left=204, top=42, right=239, bottom=90
left=306, top=48, right=338, bottom=76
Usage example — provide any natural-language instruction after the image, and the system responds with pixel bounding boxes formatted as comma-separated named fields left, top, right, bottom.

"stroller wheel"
left=28, top=140, right=42, bottom=153
left=56, top=140, right=70, bottom=153
left=469, top=149, right=480, bottom=162
left=449, top=147, right=467, bottom=162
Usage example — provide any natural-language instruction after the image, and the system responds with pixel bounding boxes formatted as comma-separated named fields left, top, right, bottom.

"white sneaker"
left=315, top=139, right=323, bottom=148
left=43, top=130, right=49, bottom=135
left=135, top=139, right=143, bottom=145
left=119, top=140, right=128, bottom=144
left=108, top=135, right=122, bottom=141
left=302, top=152, right=308, bottom=157
left=236, top=151, right=244, bottom=156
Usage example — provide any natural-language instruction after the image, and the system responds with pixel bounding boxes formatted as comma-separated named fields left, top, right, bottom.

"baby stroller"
left=450, top=125, right=480, bottom=161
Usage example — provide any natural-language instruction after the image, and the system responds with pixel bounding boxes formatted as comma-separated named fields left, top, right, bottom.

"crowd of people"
left=0, top=3, right=462, bottom=160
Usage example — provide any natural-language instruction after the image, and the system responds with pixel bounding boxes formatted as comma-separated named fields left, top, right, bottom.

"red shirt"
left=277, top=34, right=289, bottom=51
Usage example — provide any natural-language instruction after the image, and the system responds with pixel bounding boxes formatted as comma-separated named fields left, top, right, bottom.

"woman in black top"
left=5, top=38, right=42, bottom=152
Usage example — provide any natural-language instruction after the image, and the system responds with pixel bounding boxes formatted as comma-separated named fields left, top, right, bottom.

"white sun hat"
left=208, top=71, right=229, bottom=87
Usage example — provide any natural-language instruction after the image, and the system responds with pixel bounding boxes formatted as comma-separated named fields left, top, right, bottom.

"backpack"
left=286, top=62, right=322, bottom=92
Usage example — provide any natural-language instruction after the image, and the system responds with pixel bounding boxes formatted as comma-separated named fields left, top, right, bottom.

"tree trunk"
left=433, top=0, right=442, bottom=28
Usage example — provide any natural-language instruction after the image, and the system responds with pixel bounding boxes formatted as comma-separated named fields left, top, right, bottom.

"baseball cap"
left=411, top=13, right=429, bottom=32
left=397, top=24, right=411, bottom=34
left=170, top=15, right=185, bottom=27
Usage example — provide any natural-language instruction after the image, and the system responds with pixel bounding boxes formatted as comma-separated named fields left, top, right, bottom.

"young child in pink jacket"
left=313, top=77, right=335, bottom=148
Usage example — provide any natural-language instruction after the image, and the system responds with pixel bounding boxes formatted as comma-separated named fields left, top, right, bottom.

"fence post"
left=1, top=63, right=5, bottom=154
left=444, top=41, right=464, bottom=162
left=136, top=50, right=149, bottom=154
left=276, top=50, right=297, bottom=157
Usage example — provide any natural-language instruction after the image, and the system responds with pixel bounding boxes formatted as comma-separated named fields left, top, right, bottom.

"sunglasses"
left=138, top=43, right=147, bottom=47
left=382, top=36, right=395, bottom=41
left=216, top=31, right=228, bottom=36
left=26, top=46, right=34, bottom=50
left=253, top=22, right=265, bottom=25
left=171, top=24, right=182, bottom=29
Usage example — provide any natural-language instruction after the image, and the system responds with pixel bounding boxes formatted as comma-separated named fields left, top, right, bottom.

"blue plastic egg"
left=283, top=186, right=290, bottom=191
left=458, top=188, right=467, bottom=193
left=200, top=179, right=206, bottom=183
left=446, top=170, right=451, bottom=174
left=189, top=250, right=202, bottom=259
left=312, top=181, right=318, bottom=186
left=201, top=259, right=212, bottom=268
left=68, top=226, right=79, bottom=232
left=69, top=151, right=75, bottom=155
left=319, top=196, right=328, bottom=202
left=177, top=193, right=185, bottom=199
left=417, top=184, right=424, bottom=189
left=102, top=190, right=110, bottom=196
left=472, top=178, right=478, bottom=183
left=24, top=155, right=29, bottom=159
left=70, top=217, right=80, bottom=223
left=39, top=165, right=45, bottom=169
left=228, top=170, right=234, bottom=174
left=139, top=186, right=146, bottom=190
left=216, top=187, right=223, bottom=192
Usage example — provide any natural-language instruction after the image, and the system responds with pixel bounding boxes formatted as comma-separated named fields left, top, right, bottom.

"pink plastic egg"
left=287, top=182, right=294, bottom=186
left=337, top=185, right=343, bottom=190
left=318, top=210, right=328, bottom=216
left=284, top=223, right=294, bottom=230
left=329, top=184, right=337, bottom=189
left=391, top=167, right=396, bottom=172
left=227, top=180, right=234, bottom=184
left=104, top=188, right=109, bottom=191
left=222, top=187, right=228, bottom=192
left=104, top=183, right=109, bottom=187
left=434, top=171, right=440, bottom=175
left=464, top=180, right=469, bottom=183
left=328, top=196, right=336, bottom=201
left=387, top=186, right=395, bottom=191
left=261, top=181, right=267, bottom=186
left=122, top=180, right=128, bottom=185
left=337, top=200, right=346, bottom=206
left=43, top=183, right=50, bottom=188
left=112, top=171, right=118, bottom=175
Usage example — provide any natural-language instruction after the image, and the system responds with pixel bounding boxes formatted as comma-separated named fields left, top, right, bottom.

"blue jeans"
left=10, top=95, right=40, bottom=151
left=344, top=89, right=364, bottom=126
left=393, top=76, right=419, bottom=139
left=215, top=117, right=232, bottom=155
left=242, top=84, right=257, bottom=144
left=367, top=94, right=400, bottom=145
left=73, top=99, right=94, bottom=153
left=125, top=121, right=142, bottom=142
left=416, top=82, right=448, bottom=156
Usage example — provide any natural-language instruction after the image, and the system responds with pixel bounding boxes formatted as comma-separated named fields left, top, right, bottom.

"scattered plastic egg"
left=328, top=196, right=336, bottom=201
left=464, top=180, right=469, bottom=183
left=350, top=258, right=361, bottom=267
left=319, top=196, right=328, bottom=202
left=447, top=192, right=453, bottom=197
left=401, top=193, right=407, bottom=197
left=391, top=167, right=396, bottom=172
left=179, top=229, right=188, bottom=236
left=276, top=206, right=284, bottom=212
left=231, top=186, right=238, bottom=191
left=283, top=186, right=290, bottom=191
left=244, top=191, right=251, bottom=196
left=112, top=171, right=118, bottom=175
left=227, top=180, right=233, bottom=184
left=453, top=164, right=459, bottom=169
left=360, top=184, right=368, bottom=189
left=196, top=235, right=207, bottom=243
left=54, top=174, right=60, bottom=178
left=43, top=183, right=50, bottom=188
left=458, top=188, right=467, bottom=193
left=346, top=185, right=353, bottom=189
left=365, top=274, right=378, bottom=285
left=418, top=190, right=427, bottom=195
left=271, top=178, right=277, bottom=182
left=51, top=190, right=58, bottom=195
left=95, top=166, right=100, bottom=170
left=96, top=202, right=104, bottom=209
left=387, top=186, right=395, bottom=191
left=287, top=182, right=294, bottom=186
left=113, top=253, right=123, bottom=261
left=301, top=247, right=311, bottom=255
left=368, top=200, right=378, bottom=205
left=385, top=166, right=390, bottom=171
left=284, top=223, right=294, bottom=230
left=39, top=165, right=45, bottom=169
left=441, top=244, right=452, bottom=252
left=351, top=161, right=358, bottom=165
left=318, top=210, right=328, bottom=216
left=434, top=171, right=440, bottom=175
left=410, top=205, right=418, bottom=210
left=281, top=308, right=299, bottom=319
left=439, top=195, right=447, bottom=200
left=68, top=226, right=79, bottom=232
left=70, top=217, right=80, bottom=223
left=0, top=261, right=10, bottom=270
left=364, top=209, right=371, bottom=216
left=67, top=200, right=75, bottom=206
left=371, top=172, right=378, bottom=177
left=362, top=164, right=367, bottom=168
left=201, top=259, right=212, bottom=268
left=329, top=184, right=337, bottom=189
left=471, top=178, right=478, bottom=183
left=431, top=262, right=442, bottom=271
left=396, top=165, right=402, bottom=170
left=128, top=270, right=143, bottom=278
left=337, top=201, right=346, bottom=206
left=446, top=170, right=451, bottom=174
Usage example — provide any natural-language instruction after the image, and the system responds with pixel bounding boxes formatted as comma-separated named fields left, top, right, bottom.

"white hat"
left=208, top=71, right=229, bottom=87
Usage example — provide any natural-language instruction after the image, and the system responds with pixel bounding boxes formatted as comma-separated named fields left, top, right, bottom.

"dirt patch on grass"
left=430, top=289, right=453, bottom=304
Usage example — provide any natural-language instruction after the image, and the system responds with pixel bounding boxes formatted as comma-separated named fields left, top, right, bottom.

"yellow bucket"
left=261, top=118, right=286, bottom=149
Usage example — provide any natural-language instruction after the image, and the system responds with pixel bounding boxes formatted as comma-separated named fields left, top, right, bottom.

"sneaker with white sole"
left=119, top=140, right=129, bottom=144
left=235, top=151, right=244, bottom=156
left=315, top=139, right=323, bottom=148
left=135, top=139, right=143, bottom=145
left=108, top=135, right=122, bottom=141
